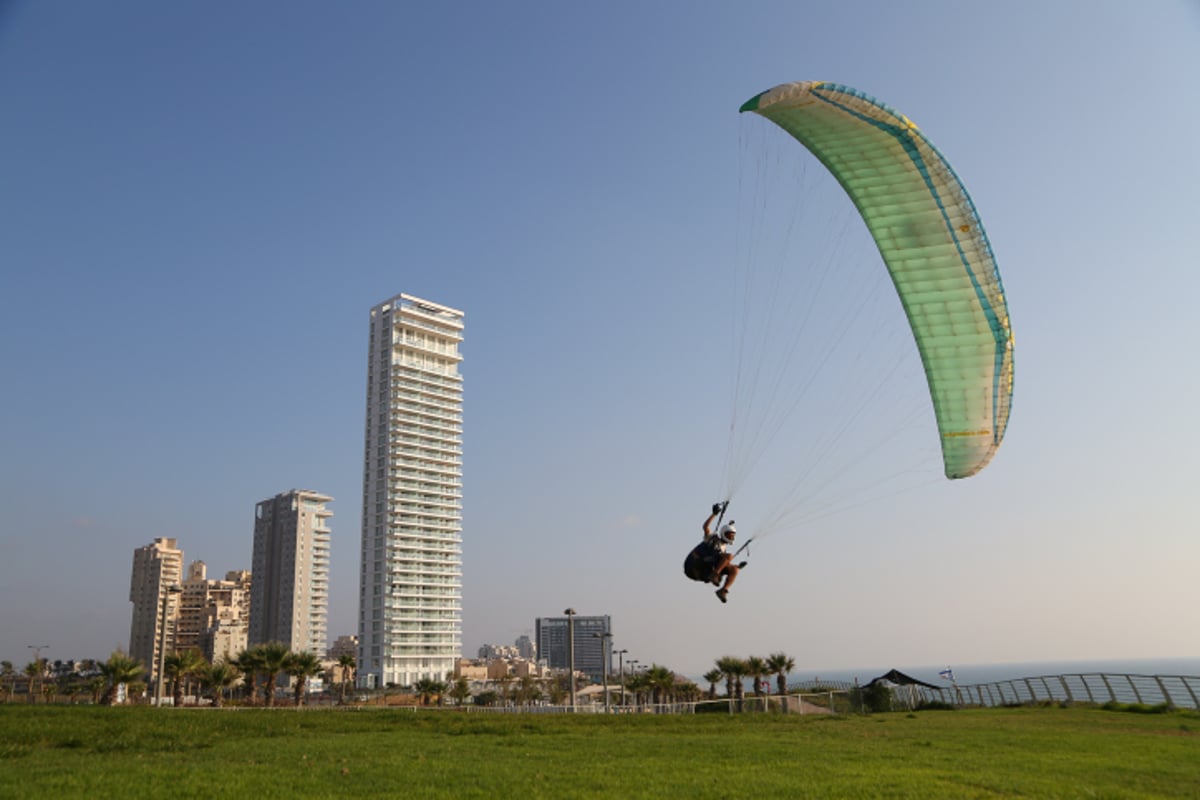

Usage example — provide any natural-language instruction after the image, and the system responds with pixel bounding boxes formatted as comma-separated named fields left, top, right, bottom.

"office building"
left=249, top=489, right=332, bottom=654
left=128, top=537, right=185, bottom=686
left=359, top=293, right=464, bottom=688
left=536, top=614, right=612, bottom=683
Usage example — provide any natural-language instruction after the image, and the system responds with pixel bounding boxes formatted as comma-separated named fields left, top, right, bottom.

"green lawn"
left=1, top=705, right=1197, bottom=799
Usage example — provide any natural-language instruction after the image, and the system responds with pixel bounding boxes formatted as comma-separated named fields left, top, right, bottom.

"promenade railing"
left=911, top=673, right=1200, bottom=710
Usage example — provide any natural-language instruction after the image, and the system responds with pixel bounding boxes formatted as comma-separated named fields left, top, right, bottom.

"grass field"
left=2, top=704, right=1197, bottom=799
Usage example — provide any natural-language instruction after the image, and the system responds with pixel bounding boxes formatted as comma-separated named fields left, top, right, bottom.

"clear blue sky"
left=2, top=0, right=1197, bottom=679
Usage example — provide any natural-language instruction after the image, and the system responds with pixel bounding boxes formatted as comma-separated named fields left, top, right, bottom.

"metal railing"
left=910, top=673, right=1200, bottom=709
left=278, top=674, right=1200, bottom=715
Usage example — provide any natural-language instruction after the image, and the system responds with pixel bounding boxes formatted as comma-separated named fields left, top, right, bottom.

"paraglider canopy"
left=740, top=81, right=1014, bottom=480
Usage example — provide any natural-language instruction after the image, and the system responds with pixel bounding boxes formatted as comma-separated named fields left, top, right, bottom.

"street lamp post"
left=613, top=648, right=628, bottom=710
left=628, top=659, right=639, bottom=710
left=26, top=645, right=48, bottom=701
left=563, top=608, right=576, bottom=711
left=155, top=584, right=182, bottom=707
left=592, top=632, right=613, bottom=713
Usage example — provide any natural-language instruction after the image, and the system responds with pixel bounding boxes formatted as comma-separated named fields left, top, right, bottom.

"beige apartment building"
left=249, top=489, right=332, bottom=655
left=204, top=569, right=253, bottom=662
left=176, top=561, right=252, bottom=663
left=128, top=537, right=184, bottom=687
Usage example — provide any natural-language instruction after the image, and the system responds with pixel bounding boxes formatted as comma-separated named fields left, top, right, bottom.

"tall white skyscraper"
left=359, top=293, right=463, bottom=688
left=248, top=489, right=332, bottom=655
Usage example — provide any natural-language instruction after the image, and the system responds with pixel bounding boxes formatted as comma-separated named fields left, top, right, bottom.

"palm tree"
left=645, top=664, right=676, bottom=705
left=703, top=669, right=723, bottom=700
left=336, top=653, right=356, bottom=705
left=677, top=679, right=703, bottom=703
left=716, top=656, right=748, bottom=710
left=746, top=655, right=769, bottom=708
left=182, top=650, right=207, bottom=702
left=715, top=656, right=743, bottom=701
left=732, top=660, right=749, bottom=707
left=285, top=651, right=323, bottom=707
left=86, top=676, right=106, bottom=705
left=515, top=675, right=542, bottom=707
left=413, top=677, right=446, bottom=706
left=99, top=651, right=145, bottom=706
left=203, top=660, right=238, bottom=707
left=431, top=678, right=448, bottom=706
left=232, top=647, right=264, bottom=704
left=449, top=675, right=471, bottom=706
left=23, top=661, right=43, bottom=704
left=633, top=669, right=662, bottom=708
left=767, top=652, right=795, bottom=696
left=1, top=661, right=15, bottom=703
left=254, top=643, right=292, bottom=707
left=547, top=676, right=568, bottom=706
left=494, top=672, right=514, bottom=707
left=162, top=653, right=183, bottom=705
left=163, top=649, right=206, bottom=707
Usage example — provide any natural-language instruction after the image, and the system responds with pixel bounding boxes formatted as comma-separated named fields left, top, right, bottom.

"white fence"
left=458, top=691, right=854, bottom=715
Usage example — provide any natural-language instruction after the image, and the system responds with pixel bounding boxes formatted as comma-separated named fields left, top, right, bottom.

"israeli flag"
left=938, top=668, right=955, bottom=682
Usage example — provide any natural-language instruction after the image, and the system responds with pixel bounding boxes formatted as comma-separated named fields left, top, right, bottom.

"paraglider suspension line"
left=732, top=537, right=753, bottom=560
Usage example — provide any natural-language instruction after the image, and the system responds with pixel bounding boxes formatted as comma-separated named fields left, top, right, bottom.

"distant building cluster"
left=459, top=634, right=549, bottom=683
left=127, top=489, right=333, bottom=688
left=453, top=656, right=551, bottom=682
left=458, top=624, right=621, bottom=690
left=478, top=643, right=521, bottom=660
left=123, top=293, right=619, bottom=695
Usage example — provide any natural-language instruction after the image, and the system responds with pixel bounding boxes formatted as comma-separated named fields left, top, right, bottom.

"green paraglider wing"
left=741, top=81, right=1014, bottom=479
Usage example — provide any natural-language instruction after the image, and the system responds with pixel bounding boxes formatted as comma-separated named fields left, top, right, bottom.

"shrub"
left=915, top=701, right=955, bottom=711
left=860, top=683, right=892, bottom=713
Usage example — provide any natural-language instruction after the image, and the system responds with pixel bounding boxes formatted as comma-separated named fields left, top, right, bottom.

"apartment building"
left=128, top=537, right=185, bottom=686
left=248, top=489, right=332, bottom=654
left=175, top=561, right=252, bottom=663
left=359, top=293, right=464, bottom=688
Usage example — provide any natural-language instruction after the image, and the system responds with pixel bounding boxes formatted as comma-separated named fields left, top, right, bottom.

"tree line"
left=705, top=652, right=798, bottom=701
left=3, top=649, right=800, bottom=709
left=402, top=652, right=800, bottom=709
left=1, top=645, right=358, bottom=708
